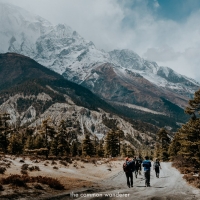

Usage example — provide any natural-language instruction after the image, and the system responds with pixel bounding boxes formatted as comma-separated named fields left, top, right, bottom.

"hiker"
left=137, top=156, right=143, bottom=175
left=133, top=157, right=140, bottom=178
left=123, top=157, right=135, bottom=188
left=153, top=158, right=161, bottom=178
left=142, top=156, right=151, bottom=187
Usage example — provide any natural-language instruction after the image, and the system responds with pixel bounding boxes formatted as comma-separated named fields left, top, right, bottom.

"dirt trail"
left=60, top=162, right=200, bottom=200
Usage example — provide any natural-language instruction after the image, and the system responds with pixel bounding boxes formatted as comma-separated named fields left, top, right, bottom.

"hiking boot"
left=127, top=185, right=130, bottom=188
left=131, top=185, right=133, bottom=187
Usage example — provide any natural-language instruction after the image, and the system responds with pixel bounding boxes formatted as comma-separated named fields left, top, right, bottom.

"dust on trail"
left=52, top=162, right=200, bottom=200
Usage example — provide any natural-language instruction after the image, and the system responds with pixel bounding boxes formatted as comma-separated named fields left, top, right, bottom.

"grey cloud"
left=143, top=47, right=181, bottom=62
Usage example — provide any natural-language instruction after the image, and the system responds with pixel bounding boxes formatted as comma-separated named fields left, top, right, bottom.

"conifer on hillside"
left=97, top=140, right=104, bottom=157
left=104, top=129, right=119, bottom=157
left=155, top=128, right=170, bottom=161
left=169, top=89, right=200, bottom=167
left=82, top=134, right=94, bottom=156
left=0, top=113, right=11, bottom=153
left=38, top=118, right=56, bottom=158
left=8, top=133, right=23, bottom=154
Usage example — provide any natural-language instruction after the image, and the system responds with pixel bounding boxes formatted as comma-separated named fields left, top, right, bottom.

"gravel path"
left=65, top=162, right=200, bottom=200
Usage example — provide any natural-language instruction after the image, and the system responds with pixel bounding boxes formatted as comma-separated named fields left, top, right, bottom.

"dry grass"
left=183, top=174, right=200, bottom=188
left=1, top=175, right=65, bottom=190
left=172, top=155, right=200, bottom=188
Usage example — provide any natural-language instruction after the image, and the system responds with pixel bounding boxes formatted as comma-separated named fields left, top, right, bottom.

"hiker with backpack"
left=142, top=156, right=151, bottom=187
left=137, top=156, right=143, bottom=175
left=123, top=157, right=135, bottom=188
left=133, top=157, right=140, bottom=178
left=153, top=158, right=161, bottom=178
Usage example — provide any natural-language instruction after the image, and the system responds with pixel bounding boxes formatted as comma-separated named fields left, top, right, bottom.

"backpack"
left=154, top=161, right=160, bottom=168
left=123, top=161, right=130, bottom=172
left=135, top=159, right=140, bottom=167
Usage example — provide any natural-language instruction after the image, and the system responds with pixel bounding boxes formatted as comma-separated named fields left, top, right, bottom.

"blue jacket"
left=142, top=160, right=151, bottom=171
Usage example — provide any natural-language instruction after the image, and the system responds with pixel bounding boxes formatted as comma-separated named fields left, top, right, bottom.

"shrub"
left=28, top=166, right=35, bottom=171
left=53, top=166, right=58, bottom=170
left=35, top=166, right=40, bottom=171
left=34, top=176, right=64, bottom=190
left=59, top=160, right=68, bottom=166
left=0, top=167, right=6, bottom=174
left=0, top=184, right=4, bottom=191
left=51, top=160, right=57, bottom=165
left=21, top=170, right=28, bottom=175
left=1, top=175, right=27, bottom=187
left=65, top=157, right=72, bottom=164
left=1, top=175, right=65, bottom=190
left=21, top=164, right=29, bottom=170
left=34, top=184, right=44, bottom=190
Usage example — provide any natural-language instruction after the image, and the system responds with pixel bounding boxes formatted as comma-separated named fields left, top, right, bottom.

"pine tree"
left=0, top=113, right=11, bottom=153
left=56, top=120, right=70, bottom=156
left=155, top=128, right=170, bottom=161
left=169, top=89, right=200, bottom=166
left=71, top=141, right=78, bottom=157
left=8, top=133, right=23, bottom=154
left=38, top=119, right=56, bottom=159
left=176, top=119, right=200, bottom=166
left=104, top=129, right=119, bottom=157
left=93, top=135, right=99, bottom=156
left=116, top=130, right=124, bottom=156
left=126, top=144, right=135, bottom=157
left=51, top=136, right=59, bottom=156
left=168, top=132, right=181, bottom=159
left=97, top=140, right=104, bottom=157
left=82, top=134, right=94, bottom=156
left=24, top=135, right=34, bottom=150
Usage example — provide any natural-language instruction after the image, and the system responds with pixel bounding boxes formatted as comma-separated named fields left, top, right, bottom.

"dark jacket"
left=123, top=160, right=135, bottom=173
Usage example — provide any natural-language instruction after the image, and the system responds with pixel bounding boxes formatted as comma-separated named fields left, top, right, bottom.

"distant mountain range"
left=0, top=52, right=159, bottom=149
left=0, top=2, right=198, bottom=129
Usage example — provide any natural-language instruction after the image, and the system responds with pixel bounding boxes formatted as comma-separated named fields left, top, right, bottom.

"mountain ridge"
left=0, top=2, right=198, bottom=129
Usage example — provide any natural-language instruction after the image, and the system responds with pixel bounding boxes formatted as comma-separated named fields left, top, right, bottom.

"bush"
left=21, top=164, right=29, bottom=170
left=0, top=167, right=6, bottom=174
left=1, top=175, right=65, bottom=190
left=34, top=184, right=44, bottom=190
left=1, top=175, right=27, bottom=187
left=35, top=166, right=40, bottom=171
left=51, top=160, right=57, bottom=165
left=0, top=184, right=4, bottom=191
left=59, top=160, right=68, bottom=166
left=21, top=170, right=28, bottom=175
left=53, top=166, right=58, bottom=170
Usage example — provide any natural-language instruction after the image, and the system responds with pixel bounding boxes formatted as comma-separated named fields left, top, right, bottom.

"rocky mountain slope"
left=0, top=2, right=198, bottom=128
left=0, top=53, right=157, bottom=149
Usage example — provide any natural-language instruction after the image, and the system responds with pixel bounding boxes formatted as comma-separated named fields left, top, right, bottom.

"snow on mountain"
left=0, top=2, right=199, bottom=102
left=109, top=49, right=200, bottom=97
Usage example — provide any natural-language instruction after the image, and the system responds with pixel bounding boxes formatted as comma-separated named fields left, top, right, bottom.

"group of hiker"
left=123, top=156, right=161, bottom=187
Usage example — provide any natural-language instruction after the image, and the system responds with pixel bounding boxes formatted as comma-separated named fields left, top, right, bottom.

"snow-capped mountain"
left=0, top=2, right=199, bottom=116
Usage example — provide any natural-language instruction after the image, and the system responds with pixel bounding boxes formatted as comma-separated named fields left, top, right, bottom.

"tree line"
left=0, top=115, right=135, bottom=158
left=154, top=88, right=200, bottom=172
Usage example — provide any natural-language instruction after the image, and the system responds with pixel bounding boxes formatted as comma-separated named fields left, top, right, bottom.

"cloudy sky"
left=1, top=0, right=200, bottom=82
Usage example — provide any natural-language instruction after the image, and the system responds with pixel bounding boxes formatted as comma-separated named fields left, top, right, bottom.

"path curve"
left=74, top=162, right=200, bottom=200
